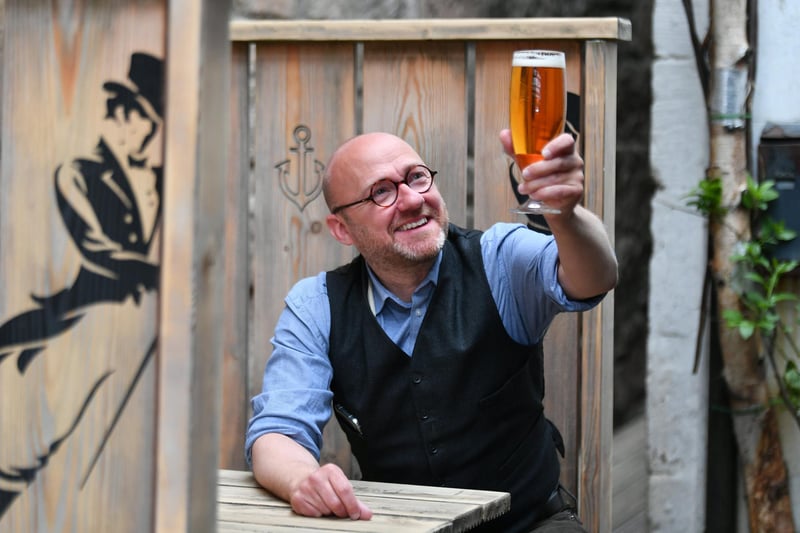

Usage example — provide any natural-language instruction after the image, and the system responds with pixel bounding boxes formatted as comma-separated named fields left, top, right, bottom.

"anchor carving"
left=275, top=125, right=325, bottom=212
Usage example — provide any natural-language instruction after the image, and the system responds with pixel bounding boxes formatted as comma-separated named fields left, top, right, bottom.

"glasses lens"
left=367, top=167, right=435, bottom=208
left=407, top=167, right=433, bottom=193
left=371, top=179, right=398, bottom=207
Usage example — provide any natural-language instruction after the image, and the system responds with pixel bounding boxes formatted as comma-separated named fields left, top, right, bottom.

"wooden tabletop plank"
left=219, top=469, right=508, bottom=505
left=221, top=523, right=418, bottom=533
left=218, top=468, right=261, bottom=486
left=353, top=480, right=508, bottom=506
left=218, top=521, right=447, bottom=533
left=219, top=485, right=483, bottom=529
left=219, top=503, right=452, bottom=532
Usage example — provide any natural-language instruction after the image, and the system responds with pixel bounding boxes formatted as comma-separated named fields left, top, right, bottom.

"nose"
left=394, top=183, right=425, bottom=211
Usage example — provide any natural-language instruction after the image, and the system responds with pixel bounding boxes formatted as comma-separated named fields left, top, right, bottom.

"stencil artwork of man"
left=0, top=52, right=164, bottom=517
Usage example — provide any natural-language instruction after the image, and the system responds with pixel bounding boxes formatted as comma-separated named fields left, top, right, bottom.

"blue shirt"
left=245, top=223, right=602, bottom=464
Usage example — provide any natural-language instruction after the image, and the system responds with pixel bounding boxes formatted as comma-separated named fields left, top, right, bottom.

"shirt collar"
left=365, top=250, right=443, bottom=315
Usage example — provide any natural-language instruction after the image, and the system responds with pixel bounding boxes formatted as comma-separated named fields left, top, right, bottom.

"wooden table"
left=217, top=469, right=510, bottom=532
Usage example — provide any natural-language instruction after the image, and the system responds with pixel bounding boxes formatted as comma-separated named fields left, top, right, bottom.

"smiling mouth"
left=397, top=218, right=428, bottom=232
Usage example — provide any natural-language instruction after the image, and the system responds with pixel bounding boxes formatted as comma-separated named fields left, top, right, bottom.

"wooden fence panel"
left=473, top=40, right=581, bottom=227
left=473, top=39, right=585, bottom=496
left=0, top=3, right=165, bottom=531
left=227, top=19, right=629, bottom=531
left=220, top=41, right=251, bottom=471
left=1, top=2, right=229, bottom=531
left=249, top=42, right=359, bottom=473
left=363, top=42, right=469, bottom=226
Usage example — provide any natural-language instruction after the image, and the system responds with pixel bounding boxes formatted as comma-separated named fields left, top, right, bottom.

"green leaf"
left=723, top=308, right=743, bottom=327
left=772, top=292, right=798, bottom=304
left=738, top=320, right=755, bottom=339
left=785, top=362, right=800, bottom=409
left=744, top=272, right=765, bottom=285
left=686, top=179, right=725, bottom=218
left=775, top=261, right=799, bottom=275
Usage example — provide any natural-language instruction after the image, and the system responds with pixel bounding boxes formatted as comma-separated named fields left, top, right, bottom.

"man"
left=246, top=130, right=617, bottom=532
left=0, top=52, right=163, bottom=517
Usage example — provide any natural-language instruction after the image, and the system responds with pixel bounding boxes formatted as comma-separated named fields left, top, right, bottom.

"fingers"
left=517, top=133, right=584, bottom=211
left=289, top=463, right=372, bottom=521
left=499, top=129, right=513, bottom=157
left=540, top=132, right=576, bottom=160
left=498, top=130, right=584, bottom=211
left=521, top=149, right=583, bottom=185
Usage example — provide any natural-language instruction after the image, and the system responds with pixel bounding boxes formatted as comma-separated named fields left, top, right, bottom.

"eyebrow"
left=379, top=163, right=426, bottom=181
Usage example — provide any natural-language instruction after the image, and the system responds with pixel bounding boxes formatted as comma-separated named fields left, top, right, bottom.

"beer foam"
left=512, top=51, right=565, bottom=68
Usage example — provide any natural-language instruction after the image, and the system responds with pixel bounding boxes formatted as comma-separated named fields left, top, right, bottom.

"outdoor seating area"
left=220, top=16, right=629, bottom=532
left=0, top=5, right=632, bottom=532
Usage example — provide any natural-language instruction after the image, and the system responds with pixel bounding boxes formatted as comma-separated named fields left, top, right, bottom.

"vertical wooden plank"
left=578, top=39, right=617, bottom=533
left=473, top=40, right=581, bottom=229
left=473, top=40, right=583, bottom=495
left=0, top=2, right=164, bottom=531
left=219, top=41, right=251, bottom=471
left=250, top=42, right=358, bottom=472
left=156, top=0, right=230, bottom=531
left=362, top=42, right=469, bottom=227
left=473, top=40, right=522, bottom=230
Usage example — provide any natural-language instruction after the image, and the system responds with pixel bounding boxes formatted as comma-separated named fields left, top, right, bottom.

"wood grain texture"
left=578, top=40, right=618, bottom=533
left=155, top=0, right=230, bottom=531
left=473, top=40, right=581, bottom=229
left=249, top=42, right=359, bottom=474
left=217, top=469, right=509, bottom=533
left=0, top=2, right=164, bottom=531
left=219, top=41, right=251, bottom=471
left=230, top=18, right=632, bottom=43
left=472, top=40, right=582, bottom=495
left=363, top=41, right=469, bottom=226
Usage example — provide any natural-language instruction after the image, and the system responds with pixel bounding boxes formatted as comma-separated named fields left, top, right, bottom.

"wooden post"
left=0, top=2, right=230, bottom=531
left=579, top=39, right=618, bottom=533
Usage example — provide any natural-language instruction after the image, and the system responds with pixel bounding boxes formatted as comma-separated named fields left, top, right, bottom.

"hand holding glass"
left=509, top=50, right=566, bottom=215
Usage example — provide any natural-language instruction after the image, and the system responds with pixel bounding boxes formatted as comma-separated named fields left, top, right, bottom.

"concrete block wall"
left=647, top=0, right=709, bottom=531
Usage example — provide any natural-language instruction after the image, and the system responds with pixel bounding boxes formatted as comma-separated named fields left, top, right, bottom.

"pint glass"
left=509, top=50, right=566, bottom=214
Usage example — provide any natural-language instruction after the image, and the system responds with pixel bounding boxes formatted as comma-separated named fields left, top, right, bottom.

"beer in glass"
left=509, top=50, right=566, bottom=214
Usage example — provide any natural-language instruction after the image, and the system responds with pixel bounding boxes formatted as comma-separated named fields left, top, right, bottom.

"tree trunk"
left=708, top=0, right=795, bottom=530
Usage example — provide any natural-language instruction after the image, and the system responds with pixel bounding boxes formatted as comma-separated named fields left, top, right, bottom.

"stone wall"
left=233, top=0, right=654, bottom=425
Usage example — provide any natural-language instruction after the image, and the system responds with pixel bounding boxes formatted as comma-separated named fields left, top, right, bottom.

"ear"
left=326, top=214, right=354, bottom=246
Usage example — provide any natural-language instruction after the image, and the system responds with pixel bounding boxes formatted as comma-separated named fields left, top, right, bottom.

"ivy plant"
left=687, top=175, right=800, bottom=424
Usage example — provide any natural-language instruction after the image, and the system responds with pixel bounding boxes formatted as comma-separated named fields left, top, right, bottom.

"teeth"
left=399, top=218, right=427, bottom=231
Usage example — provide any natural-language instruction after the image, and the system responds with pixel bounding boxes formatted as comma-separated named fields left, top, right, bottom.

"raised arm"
left=251, top=433, right=372, bottom=520
left=500, top=130, right=618, bottom=299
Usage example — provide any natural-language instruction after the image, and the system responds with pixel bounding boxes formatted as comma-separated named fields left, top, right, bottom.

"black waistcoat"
left=326, top=224, right=560, bottom=532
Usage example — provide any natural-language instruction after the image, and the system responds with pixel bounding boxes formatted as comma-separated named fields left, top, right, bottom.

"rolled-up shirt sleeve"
left=245, top=273, right=334, bottom=466
left=482, top=223, right=604, bottom=346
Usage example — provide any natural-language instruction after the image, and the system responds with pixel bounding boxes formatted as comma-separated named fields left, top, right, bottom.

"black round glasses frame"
left=330, top=165, right=438, bottom=214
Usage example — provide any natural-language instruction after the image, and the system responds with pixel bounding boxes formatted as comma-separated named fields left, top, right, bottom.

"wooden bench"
left=221, top=17, right=630, bottom=532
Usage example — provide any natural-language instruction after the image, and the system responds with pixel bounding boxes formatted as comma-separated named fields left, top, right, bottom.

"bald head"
left=322, top=133, right=423, bottom=211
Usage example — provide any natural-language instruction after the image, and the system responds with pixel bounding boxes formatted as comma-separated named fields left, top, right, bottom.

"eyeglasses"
left=330, top=165, right=437, bottom=214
